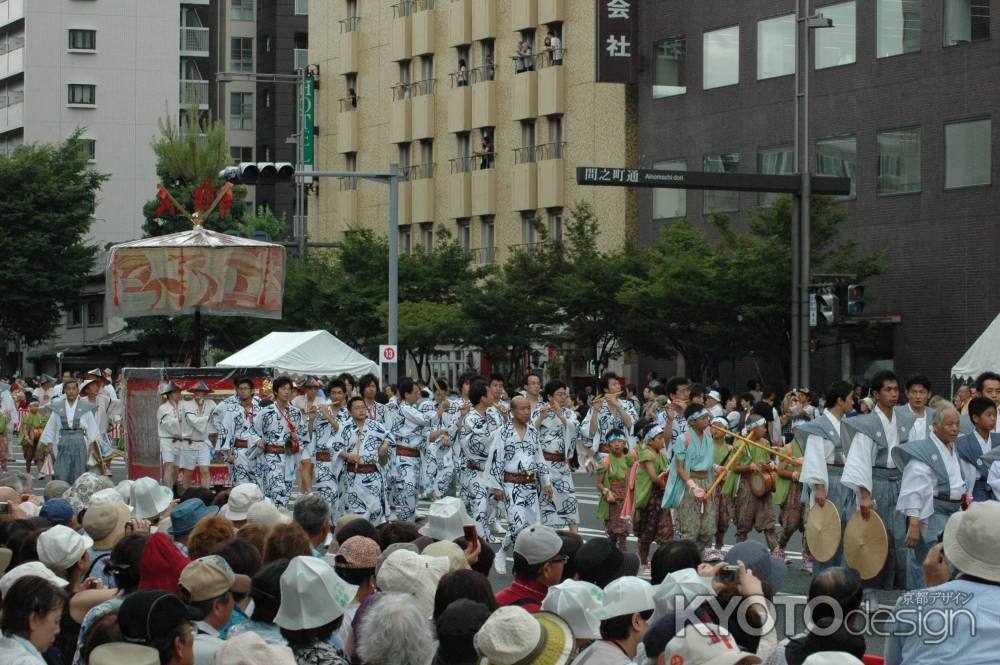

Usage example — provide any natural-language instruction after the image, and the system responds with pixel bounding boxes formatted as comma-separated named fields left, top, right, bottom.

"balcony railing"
left=339, top=176, right=358, bottom=191
left=470, top=247, right=496, bottom=264
left=180, top=26, right=209, bottom=54
left=0, top=90, right=24, bottom=109
left=0, top=36, right=24, bottom=55
left=450, top=156, right=473, bottom=173
left=469, top=64, right=496, bottom=83
left=293, top=48, right=309, bottom=71
left=180, top=79, right=210, bottom=106
left=510, top=241, right=548, bottom=256
left=536, top=48, right=565, bottom=68
left=339, top=16, right=360, bottom=33
left=392, top=0, right=415, bottom=18
left=410, top=78, right=436, bottom=97
left=339, top=96, right=358, bottom=112
left=392, top=83, right=411, bottom=100
left=511, top=53, right=537, bottom=72
left=409, top=163, right=435, bottom=180
left=513, top=146, right=536, bottom=165
left=449, top=70, right=470, bottom=87
left=470, top=151, right=496, bottom=170
left=534, top=141, right=565, bottom=161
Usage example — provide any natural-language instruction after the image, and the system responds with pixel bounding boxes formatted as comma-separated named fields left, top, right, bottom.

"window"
left=548, top=210, right=563, bottom=242
left=703, top=26, right=739, bottom=89
left=232, top=0, right=254, bottom=21
left=653, top=36, right=686, bottom=98
left=457, top=220, right=471, bottom=251
left=946, top=119, right=991, bottom=188
left=345, top=153, right=358, bottom=190
left=67, top=306, right=82, bottom=328
left=816, top=135, right=857, bottom=200
left=815, top=2, right=856, bottom=69
left=652, top=159, right=686, bottom=219
left=67, top=84, right=96, bottom=105
left=81, top=139, right=96, bottom=161
left=481, top=217, right=495, bottom=263
left=230, top=92, right=253, bottom=129
left=521, top=212, right=536, bottom=246
left=230, top=146, right=253, bottom=162
left=758, top=145, right=794, bottom=205
left=68, top=29, right=96, bottom=50
left=877, top=127, right=922, bottom=195
left=703, top=153, right=740, bottom=212
left=231, top=37, right=253, bottom=72
left=757, top=15, right=795, bottom=79
left=421, top=224, right=434, bottom=255
left=400, top=226, right=412, bottom=254
left=944, top=1, right=990, bottom=46
left=295, top=0, right=308, bottom=15
left=263, top=90, right=271, bottom=108
left=87, top=299, right=103, bottom=327
left=877, top=0, right=921, bottom=58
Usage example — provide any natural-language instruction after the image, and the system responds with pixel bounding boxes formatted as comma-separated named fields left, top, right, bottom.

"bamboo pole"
left=710, top=423, right=800, bottom=464
left=704, top=440, right=748, bottom=499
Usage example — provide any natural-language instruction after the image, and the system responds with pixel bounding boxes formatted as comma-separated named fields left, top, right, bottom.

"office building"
left=637, top=0, right=997, bottom=389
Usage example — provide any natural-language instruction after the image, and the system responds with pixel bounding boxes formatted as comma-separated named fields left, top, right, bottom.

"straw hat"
left=843, top=511, right=889, bottom=580
left=475, top=607, right=574, bottom=665
left=805, top=500, right=842, bottom=563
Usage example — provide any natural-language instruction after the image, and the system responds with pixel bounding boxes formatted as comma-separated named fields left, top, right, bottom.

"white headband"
left=644, top=424, right=665, bottom=442
left=686, top=408, right=710, bottom=422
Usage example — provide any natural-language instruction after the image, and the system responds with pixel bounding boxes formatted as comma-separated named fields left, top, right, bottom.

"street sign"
left=379, top=344, right=398, bottom=363
left=302, top=77, right=315, bottom=168
left=576, top=166, right=852, bottom=196
left=809, top=295, right=818, bottom=328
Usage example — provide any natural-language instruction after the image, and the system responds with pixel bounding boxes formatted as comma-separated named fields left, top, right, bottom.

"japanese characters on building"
left=596, top=0, right=638, bottom=83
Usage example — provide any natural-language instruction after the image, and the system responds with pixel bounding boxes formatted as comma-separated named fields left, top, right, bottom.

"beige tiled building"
left=309, top=0, right=636, bottom=260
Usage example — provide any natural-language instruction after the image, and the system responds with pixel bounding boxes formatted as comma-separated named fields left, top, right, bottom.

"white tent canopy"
left=952, top=312, right=1000, bottom=381
left=217, top=330, right=378, bottom=377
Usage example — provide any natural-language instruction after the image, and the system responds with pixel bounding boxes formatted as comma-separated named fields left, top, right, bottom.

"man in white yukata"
left=798, top=379, right=854, bottom=574
left=210, top=378, right=262, bottom=486
left=841, top=370, right=915, bottom=606
left=182, top=382, right=216, bottom=490
left=393, top=377, right=450, bottom=521
left=893, top=406, right=975, bottom=590
left=252, top=375, right=309, bottom=508
left=292, top=377, right=328, bottom=493
left=41, top=378, right=100, bottom=485
left=534, top=379, right=579, bottom=533
left=485, top=395, right=553, bottom=573
left=80, top=377, right=116, bottom=477
left=331, top=395, right=393, bottom=524
left=897, top=375, right=934, bottom=442
left=310, top=378, right=351, bottom=512
left=420, top=378, right=460, bottom=500
left=458, top=381, right=501, bottom=535
left=157, top=383, right=186, bottom=490
left=581, top=372, right=636, bottom=461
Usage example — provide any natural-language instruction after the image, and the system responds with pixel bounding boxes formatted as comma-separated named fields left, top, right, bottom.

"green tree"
left=0, top=132, right=108, bottom=350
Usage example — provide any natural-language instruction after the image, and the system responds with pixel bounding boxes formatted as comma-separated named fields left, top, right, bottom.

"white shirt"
left=192, top=621, right=224, bottom=665
left=799, top=410, right=842, bottom=507
left=841, top=408, right=900, bottom=497
left=907, top=405, right=929, bottom=441
left=39, top=398, right=101, bottom=453
left=896, top=433, right=974, bottom=524
left=975, top=430, right=991, bottom=456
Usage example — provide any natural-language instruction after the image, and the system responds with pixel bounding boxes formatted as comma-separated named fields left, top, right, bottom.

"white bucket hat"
left=0, top=561, right=70, bottom=596
left=129, top=477, right=173, bottom=519
left=665, top=623, right=761, bottom=665
left=418, top=497, right=473, bottom=541
left=651, top=568, right=716, bottom=622
left=943, top=500, right=1000, bottom=582
left=90, top=487, right=129, bottom=510
left=226, top=484, right=265, bottom=522
left=541, top=580, right=604, bottom=640
left=599, top=576, right=655, bottom=619
left=376, top=549, right=450, bottom=618
left=115, top=480, right=135, bottom=506
left=274, top=556, right=357, bottom=630
left=37, top=525, right=94, bottom=571
left=247, top=499, right=292, bottom=526
left=802, top=654, right=862, bottom=665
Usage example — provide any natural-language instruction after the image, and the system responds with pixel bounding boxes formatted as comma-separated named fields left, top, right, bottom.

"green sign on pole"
left=302, top=77, right=315, bottom=167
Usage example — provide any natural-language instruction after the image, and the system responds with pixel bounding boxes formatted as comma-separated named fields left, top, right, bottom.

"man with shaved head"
left=483, top=395, right=554, bottom=573
left=893, top=406, right=976, bottom=590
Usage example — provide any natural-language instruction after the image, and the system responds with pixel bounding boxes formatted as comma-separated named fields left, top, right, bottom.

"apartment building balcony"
left=0, top=90, right=24, bottom=133
left=412, top=3, right=435, bottom=56
left=410, top=163, right=435, bottom=224
left=179, top=26, right=210, bottom=58
left=391, top=5, right=412, bottom=62
left=512, top=147, right=537, bottom=211
left=471, top=156, right=496, bottom=217
left=397, top=176, right=413, bottom=226
left=448, top=0, right=471, bottom=46
left=537, top=51, right=565, bottom=116
left=449, top=158, right=472, bottom=218
left=512, top=67, right=537, bottom=120
left=0, top=0, right=24, bottom=26
left=538, top=0, right=565, bottom=24
left=337, top=101, right=359, bottom=153
left=337, top=19, right=360, bottom=74
left=390, top=86, right=411, bottom=143
left=471, top=0, right=496, bottom=41
left=470, top=247, right=496, bottom=265
left=411, top=79, right=435, bottom=140
left=338, top=178, right=359, bottom=225
left=0, top=36, right=24, bottom=79
left=179, top=79, right=210, bottom=108
left=536, top=142, right=565, bottom=208
left=448, top=75, right=471, bottom=133
left=471, top=67, right=496, bottom=128
left=511, top=0, right=537, bottom=32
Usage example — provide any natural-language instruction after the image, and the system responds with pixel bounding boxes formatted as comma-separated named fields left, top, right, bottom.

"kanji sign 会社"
left=596, top=0, right=638, bottom=83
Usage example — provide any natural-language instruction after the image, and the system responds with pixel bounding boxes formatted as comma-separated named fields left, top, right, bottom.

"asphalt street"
left=10, top=450, right=898, bottom=655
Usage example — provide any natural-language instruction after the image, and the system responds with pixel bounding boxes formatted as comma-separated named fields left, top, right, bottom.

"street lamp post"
left=794, top=2, right=833, bottom=389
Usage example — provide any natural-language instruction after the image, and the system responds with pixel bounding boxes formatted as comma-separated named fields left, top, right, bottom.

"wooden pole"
left=704, top=440, right=747, bottom=499
left=710, top=423, right=799, bottom=464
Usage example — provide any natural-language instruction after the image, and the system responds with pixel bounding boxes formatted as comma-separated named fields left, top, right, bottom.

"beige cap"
left=88, top=643, right=160, bottom=665
left=179, top=555, right=237, bottom=602
left=83, top=502, right=130, bottom=550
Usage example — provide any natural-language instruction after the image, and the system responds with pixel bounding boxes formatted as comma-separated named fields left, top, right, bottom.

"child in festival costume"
left=672, top=405, right=718, bottom=555
left=711, top=417, right=735, bottom=557
left=19, top=397, right=49, bottom=478
left=774, top=435, right=812, bottom=570
left=596, top=429, right=631, bottom=550
left=632, top=421, right=671, bottom=573
left=732, top=412, right=780, bottom=552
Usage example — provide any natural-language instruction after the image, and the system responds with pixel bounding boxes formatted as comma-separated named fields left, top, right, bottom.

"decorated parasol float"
left=105, top=182, right=286, bottom=365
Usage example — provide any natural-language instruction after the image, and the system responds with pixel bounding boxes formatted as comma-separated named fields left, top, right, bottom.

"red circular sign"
left=383, top=347, right=396, bottom=361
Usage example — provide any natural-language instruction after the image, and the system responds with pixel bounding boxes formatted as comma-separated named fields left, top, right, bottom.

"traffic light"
left=847, top=284, right=864, bottom=316
left=218, top=162, right=296, bottom=185
left=819, top=293, right=839, bottom=325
